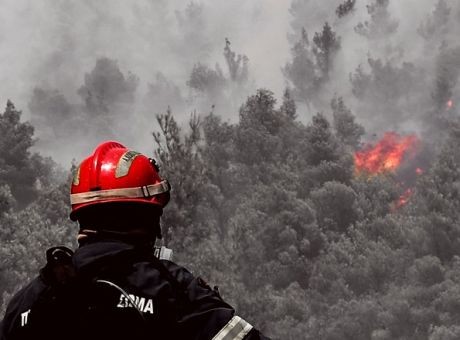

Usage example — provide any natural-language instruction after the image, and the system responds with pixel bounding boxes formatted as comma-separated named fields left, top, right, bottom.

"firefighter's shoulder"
left=1, top=276, right=47, bottom=337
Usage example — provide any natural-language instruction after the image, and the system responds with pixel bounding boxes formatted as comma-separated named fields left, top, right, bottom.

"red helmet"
left=70, top=141, right=170, bottom=221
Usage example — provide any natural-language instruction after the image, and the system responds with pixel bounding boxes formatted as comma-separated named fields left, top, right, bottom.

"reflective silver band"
left=115, top=151, right=141, bottom=178
left=70, top=180, right=170, bottom=205
left=212, top=316, right=253, bottom=340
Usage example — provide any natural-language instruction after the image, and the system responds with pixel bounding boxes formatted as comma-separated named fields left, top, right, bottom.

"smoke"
left=0, top=0, right=458, bottom=165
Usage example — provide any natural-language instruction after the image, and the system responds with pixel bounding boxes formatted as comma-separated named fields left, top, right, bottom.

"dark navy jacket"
left=0, top=240, right=269, bottom=340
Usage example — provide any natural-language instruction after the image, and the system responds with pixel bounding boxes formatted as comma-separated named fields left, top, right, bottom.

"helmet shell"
left=70, top=141, right=169, bottom=221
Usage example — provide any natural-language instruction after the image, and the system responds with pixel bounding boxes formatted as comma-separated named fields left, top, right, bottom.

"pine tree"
left=331, top=96, right=364, bottom=149
left=0, top=101, right=38, bottom=206
left=187, top=63, right=226, bottom=100
left=336, top=0, right=356, bottom=18
left=283, top=28, right=319, bottom=104
left=78, top=58, right=139, bottom=118
left=224, top=38, right=249, bottom=85
left=355, top=0, right=399, bottom=38
left=312, top=22, right=341, bottom=81
left=305, top=113, right=340, bottom=166
left=284, top=23, right=341, bottom=104
left=280, top=88, right=297, bottom=120
left=28, top=88, right=73, bottom=137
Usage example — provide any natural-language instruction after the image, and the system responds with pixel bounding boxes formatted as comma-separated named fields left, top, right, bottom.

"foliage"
left=312, top=22, right=341, bottom=82
left=355, top=0, right=399, bottom=38
left=283, top=22, right=341, bottom=105
left=336, top=0, right=356, bottom=18
left=186, top=39, right=250, bottom=113
left=283, top=28, right=318, bottom=105
left=78, top=58, right=139, bottom=116
left=77, top=57, right=139, bottom=139
left=29, top=88, right=73, bottom=138
left=431, top=47, right=460, bottom=113
left=0, top=101, right=56, bottom=207
left=224, top=38, right=249, bottom=85
left=332, top=96, right=365, bottom=150
left=3, top=3, right=460, bottom=338
left=3, top=79, right=460, bottom=339
left=187, top=63, right=226, bottom=99
left=350, top=57, right=427, bottom=128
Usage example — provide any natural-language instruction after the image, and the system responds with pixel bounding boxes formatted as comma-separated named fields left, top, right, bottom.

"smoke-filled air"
left=1, top=0, right=460, bottom=338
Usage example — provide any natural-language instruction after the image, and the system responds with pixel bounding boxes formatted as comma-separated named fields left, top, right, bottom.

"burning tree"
left=354, top=132, right=422, bottom=210
left=354, top=132, right=420, bottom=176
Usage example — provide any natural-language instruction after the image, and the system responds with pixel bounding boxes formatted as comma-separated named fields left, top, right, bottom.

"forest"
left=1, top=0, right=460, bottom=339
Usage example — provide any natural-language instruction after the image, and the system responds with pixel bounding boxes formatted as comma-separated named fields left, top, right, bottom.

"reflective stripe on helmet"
left=212, top=316, right=253, bottom=340
left=70, top=180, right=170, bottom=205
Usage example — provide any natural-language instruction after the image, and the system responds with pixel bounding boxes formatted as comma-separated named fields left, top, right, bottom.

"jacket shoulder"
left=156, top=261, right=271, bottom=339
left=1, top=276, right=47, bottom=338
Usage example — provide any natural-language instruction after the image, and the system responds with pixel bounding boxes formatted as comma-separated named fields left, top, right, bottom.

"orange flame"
left=354, top=132, right=420, bottom=175
left=395, top=188, right=413, bottom=209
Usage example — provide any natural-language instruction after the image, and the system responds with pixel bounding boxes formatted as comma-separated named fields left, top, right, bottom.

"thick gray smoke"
left=0, top=0, right=458, bottom=164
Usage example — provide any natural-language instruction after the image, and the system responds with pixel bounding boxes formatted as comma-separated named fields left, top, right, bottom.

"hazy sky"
left=0, top=0, right=290, bottom=109
left=0, top=0, right=457, bottom=164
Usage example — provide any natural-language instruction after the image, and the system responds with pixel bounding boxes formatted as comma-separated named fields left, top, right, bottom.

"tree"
left=431, top=47, right=460, bottom=113
left=0, top=185, right=15, bottom=217
left=350, top=57, right=426, bottom=127
left=352, top=175, right=401, bottom=221
left=312, top=22, right=341, bottom=81
left=280, top=88, right=297, bottom=120
left=311, top=181, right=358, bottom=233
left=350, top=58, right=421, bottom=103
left=78, top=58, right=139, bottom=119
left=332, top=96, right=365, bottom=149
left=430, top=326, right=460, bottom=340
left=187, top=63, right=226, bottom=100
left=224, top=38, right=249, bottom=85
left=28, top=88, right=73, bottom=138
left=152, top=108, right=211, bottom=252
left=284, top=23, right=341, bottom=104
left=283, top=28, right=319, bottom=104
left=304, top=113, right=340, bottom=166
left=236, top=89, right=283, bottom=165
left=0, top=101, right=40, bottom=206
left=336, top=0, right=356, bottom=18
left=355, top=0, right=399, bottom=38
left=411, top=125, right=460, bottom=262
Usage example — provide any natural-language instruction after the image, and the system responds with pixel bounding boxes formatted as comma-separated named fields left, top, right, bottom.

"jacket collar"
left=73, top=240, right=143, bottom=277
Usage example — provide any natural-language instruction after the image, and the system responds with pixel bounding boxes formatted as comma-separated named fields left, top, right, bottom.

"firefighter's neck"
left=77, top=228, right=156, bottom=247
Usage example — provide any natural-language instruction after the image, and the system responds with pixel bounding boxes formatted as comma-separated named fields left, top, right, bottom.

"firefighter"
left=0, top=141, right=270, bottom=340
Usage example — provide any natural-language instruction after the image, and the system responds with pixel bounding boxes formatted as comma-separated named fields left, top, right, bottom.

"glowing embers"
left=354, top=132, right=420, bottom=175
left=395, top=188, right=413, bottom=209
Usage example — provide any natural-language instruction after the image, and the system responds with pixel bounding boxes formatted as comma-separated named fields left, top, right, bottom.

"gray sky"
left=0, top=0, right=457, bottom=164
